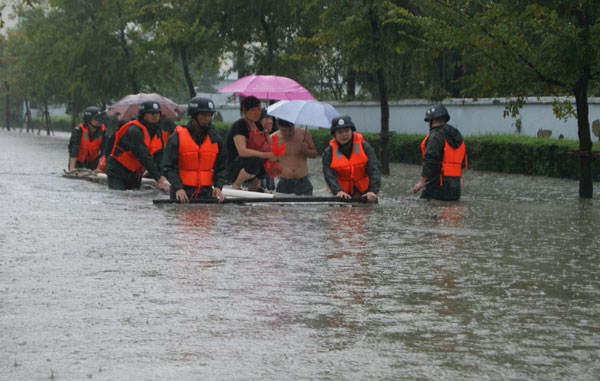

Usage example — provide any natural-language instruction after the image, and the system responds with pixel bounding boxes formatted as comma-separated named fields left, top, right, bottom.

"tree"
left=213, top=0, right=323, bottom=96
left=9, top=7, right=66, bottom=134
left=134, top=0, right=222, bottom=99
left=315, top=0, right=423, bottom=175
left=428, top=0, right=600, bottom=198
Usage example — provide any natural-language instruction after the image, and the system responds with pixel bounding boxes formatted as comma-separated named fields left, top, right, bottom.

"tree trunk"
left=259, top=15, right=275, bottom=74
left=346, top=69, right=356, bottom=101
left=573, top=76, right=593, bottom=198
left=70, top=84, right=82, bottom=127
left=5, top=81, right=10, bottom=131
left=376, top=68, right=390, bottom=175
left=43, top=100, right=52, bottom=136
left=366, top=1, right=390, bottom=175
left=180, top=46, right=196, bottom=97
left=24, top=98, right=33, bottom=133
left=119, top=27, right=139, bottom=94
left=235, top=44, right=249, bottom=78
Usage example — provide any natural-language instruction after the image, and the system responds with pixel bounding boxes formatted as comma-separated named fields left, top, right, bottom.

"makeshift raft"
left=63, top=169, right=372, bottom=206
left=153, top=184, right=370, bottom=206
left=62, top=168, right=159, bottom=188
left=152, top=196, right=369, bottom=206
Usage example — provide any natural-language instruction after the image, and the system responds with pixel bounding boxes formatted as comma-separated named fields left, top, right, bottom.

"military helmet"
left=424, top=104, right=450, bottom=123
left=187, top=96, right=216, bottom=117
left=138, top=100, right=162, bottom=118
left=330, top=115, right=356, bottom=135
left=83, top=106, right=102, bottom=124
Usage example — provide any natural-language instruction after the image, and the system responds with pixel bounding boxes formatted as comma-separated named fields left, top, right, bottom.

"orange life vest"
left=110, top=120, right=150, bottom=173
left=421, top=132, right=467, bottom=185
left=76, top=123, right=105, bottom=164
left=149, top=130, right=169, bottom=155
left=329, top=133, right=370, bottom=195
left=176, top=126, right=219, bottom=189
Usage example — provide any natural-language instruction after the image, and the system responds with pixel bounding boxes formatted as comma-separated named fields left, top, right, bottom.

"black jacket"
left=162, top=122, right=227, bottom=193
left=68, top=123, right=106, bottom=159
left=421, top=123, right=465, bottom=200
left=105, top=120, right=164, bottom=181
left=322, top=137, right=381, bottom=195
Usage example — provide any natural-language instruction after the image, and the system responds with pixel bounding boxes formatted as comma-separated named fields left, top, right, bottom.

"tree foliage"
left=425, top=0, right=600, bottom=197
left=1, top=0, right=598, bottom=196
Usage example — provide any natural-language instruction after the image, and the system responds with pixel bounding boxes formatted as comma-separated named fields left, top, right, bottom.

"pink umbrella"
left=218, top=75, right=316, bottom=101
left=106, top=93, right=184, bottom=121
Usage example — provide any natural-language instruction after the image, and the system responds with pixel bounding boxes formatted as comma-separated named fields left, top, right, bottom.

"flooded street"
left=1, top=130, right=599, bottom=380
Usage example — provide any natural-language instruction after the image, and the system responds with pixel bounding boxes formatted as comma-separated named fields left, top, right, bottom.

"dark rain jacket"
left=162, top=121, right=227, bottom=198
left=105, top=120, right=164, bottom=189
left=322, top=136, right=381, bottom=195
left=68, top=123, right=106, bottom=169
left=420, top=123, right=465, bottom=201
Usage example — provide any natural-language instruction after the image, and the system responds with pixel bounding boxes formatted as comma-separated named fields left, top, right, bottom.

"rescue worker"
left=162, top=96, right=227, bottom=203
left=412, top=104, right=466, bottom=201
left=67, top=106, right=106, bottom=171
left=105, top=100, right=169, bottom=191
left=322, top=115, right=380, bottom=202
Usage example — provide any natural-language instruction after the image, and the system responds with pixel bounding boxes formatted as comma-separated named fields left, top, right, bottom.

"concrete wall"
left=215, top=97, right=600, bottom=140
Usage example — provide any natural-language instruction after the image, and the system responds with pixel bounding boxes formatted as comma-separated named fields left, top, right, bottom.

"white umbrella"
left=266, top=100, right=339, bottom=128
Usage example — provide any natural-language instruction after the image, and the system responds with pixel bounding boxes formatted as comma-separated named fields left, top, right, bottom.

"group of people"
left=68, top=96, right=466, bottom=203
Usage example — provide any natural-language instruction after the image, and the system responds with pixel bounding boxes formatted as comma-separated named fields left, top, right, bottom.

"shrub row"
left=22, top=117, right=73, bottom=132
left=214, top=122, right=600, bottom=180
left=40, top=117, right=597, bottom=181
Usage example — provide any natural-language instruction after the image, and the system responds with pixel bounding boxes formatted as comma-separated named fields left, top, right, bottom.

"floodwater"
left=1, top=130, right=599, bottom=380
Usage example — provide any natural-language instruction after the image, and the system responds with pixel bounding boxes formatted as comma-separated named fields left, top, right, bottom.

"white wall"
left=0, top=0, right=19, bottom=35
left=216, top=97, right=600, bottom=140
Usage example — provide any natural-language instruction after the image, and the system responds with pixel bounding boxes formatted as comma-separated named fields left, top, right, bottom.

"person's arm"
left=162, top=132, right=184, bottom=191
left=98, top=128, right=106, bottom=157
left=233, top=134, right=277, bottom=161
left=152, top=150, right=164, bottom=176
left=212, top=132, right=228, bottom=190
left=125, top=126, right=166, bottom=184
left=322, top=147, right=345, bottom=196
left=363, top=141, right=381, bottom=194
left=67, top=126, right=82, bottom=170
left=421, top=130, right=444, bottom=179
left=412, top=176, right=428, bottom=194
left=301, top=129, right=318, bottom=159
left=413, top=130, right=443, bottom=194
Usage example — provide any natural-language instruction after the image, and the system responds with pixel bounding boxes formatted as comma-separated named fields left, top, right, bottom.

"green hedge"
left=211, top=122, right=600, bottom=180
left=27, top=116, right=73, bottom=132
left=50, top=118, right=587, bottom=181
left=463, top=135, right=600, bottom=180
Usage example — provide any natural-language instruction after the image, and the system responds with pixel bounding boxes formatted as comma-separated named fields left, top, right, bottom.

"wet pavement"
left=1, top=130, right=599, bottom=380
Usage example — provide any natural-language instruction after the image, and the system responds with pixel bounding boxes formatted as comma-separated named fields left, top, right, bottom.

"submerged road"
left=1, top=130, right=599, bottom=380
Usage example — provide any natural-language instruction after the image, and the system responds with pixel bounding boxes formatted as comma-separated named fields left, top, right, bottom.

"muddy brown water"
left=1, top=130, right=599, bottom=380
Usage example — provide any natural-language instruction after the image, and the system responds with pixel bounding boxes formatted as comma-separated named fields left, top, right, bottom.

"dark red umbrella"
left=106, top=93, right=184, bottom=121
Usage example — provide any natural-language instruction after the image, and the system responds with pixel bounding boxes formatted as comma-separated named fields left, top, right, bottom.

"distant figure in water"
left=67, top=106, right=106, bottom=172
left=322, top=115, right=380, bottom=202
left=412, top=104, right=466, bottom=201
left=162, top=96, right=227, bottom=203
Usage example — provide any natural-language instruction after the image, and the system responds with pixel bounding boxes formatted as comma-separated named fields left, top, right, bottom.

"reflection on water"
left=1, top=131, right=599, bottom=380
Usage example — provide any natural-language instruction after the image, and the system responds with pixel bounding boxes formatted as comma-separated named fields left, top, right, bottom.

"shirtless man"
left=272, top=118, right=318, bottom=195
